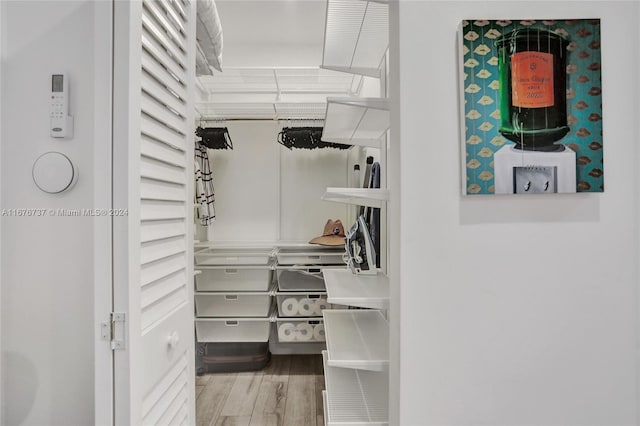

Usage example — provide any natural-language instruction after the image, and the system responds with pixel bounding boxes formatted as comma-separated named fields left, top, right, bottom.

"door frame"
left=0, top=1, right=3, bottom=422
left=94, top=0, right=115, bottom=425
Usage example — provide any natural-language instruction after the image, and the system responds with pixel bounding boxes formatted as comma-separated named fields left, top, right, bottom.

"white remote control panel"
left=50, top=73, right=73, bottom=138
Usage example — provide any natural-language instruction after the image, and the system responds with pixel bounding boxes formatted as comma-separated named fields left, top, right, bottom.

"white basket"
left=195, top=248, right=274, bottom=266
left=195, top=292, right=272, bottom=317
left=276, top=292, right=332, bottom=317
left=195, top=266, right=272, bottom=292
left=276, top=267, right=328, bottom=291
left=196, top=318, right=271, bottom=342
left=276, top=318, right=326, bottom=343
left=276, top=247, right=345, bottom=266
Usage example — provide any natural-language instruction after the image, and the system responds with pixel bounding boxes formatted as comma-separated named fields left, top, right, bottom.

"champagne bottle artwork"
left=459, top=19, right=604, bottom=195
left=496, top=28, right=570, bottom=151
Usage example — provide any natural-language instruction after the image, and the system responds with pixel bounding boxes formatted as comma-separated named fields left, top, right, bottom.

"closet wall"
left=392, top=1, right=639, bottom=425
left=204, top=122, right=356, bottom=243
left=0, top=1, right=110, bottom=424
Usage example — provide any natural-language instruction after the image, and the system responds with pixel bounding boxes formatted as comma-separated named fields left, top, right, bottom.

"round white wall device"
left=32, top=152, right=78, bottom=194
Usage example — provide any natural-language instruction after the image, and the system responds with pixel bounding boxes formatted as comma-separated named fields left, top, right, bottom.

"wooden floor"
left=196, top=355, right=325, bottom=426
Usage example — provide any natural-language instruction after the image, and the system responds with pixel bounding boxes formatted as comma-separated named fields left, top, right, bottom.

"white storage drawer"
left=277, top=318, right=325, bottom=342
left=195, top=248, right=274, bottom=266
left=195, top=265, right=272, bottom=292
left=196, top=318, right=271, bottom=342
left=277, top=267, right=334, bottom=291
left=276, top=292, right=332, bottom=317
left=276, top=247, right=345, bottom=266
left=195, top=292, right=272, bottom=317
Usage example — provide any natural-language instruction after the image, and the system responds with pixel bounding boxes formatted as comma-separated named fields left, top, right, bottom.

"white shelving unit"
left=322, top=268, right=389, bottom=310
left=322, top=0, right=389, bottom=78
left=320, top=0, right=390, bottom=423
left=195, top=66, right=362, bottom=121
left=321, top=97, right=390, bottom=148
left=322, top=187, right=388, bottom=208
left=322, top=351, right=389, bottom=426
left=323, top=309, right=389, bottom=371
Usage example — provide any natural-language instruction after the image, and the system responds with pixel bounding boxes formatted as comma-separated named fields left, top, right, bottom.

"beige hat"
left=309, top=219, right=346, bottom=246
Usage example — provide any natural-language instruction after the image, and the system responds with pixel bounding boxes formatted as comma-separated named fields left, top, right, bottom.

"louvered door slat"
left=169, top=0, right=186, bottom=19
left=140, top=155, right=186, bottom=185
left=141, top=115, right=187, bottom=152
left=141, top=178, right=186, bottom=202
left=141, top=286, right=187, bottom=331
left=141, top=200, right=186, bottom=221
left=140, top=236, right=186, bottom=265
left=141, top=92, right=186, bottom=135
left=143, top=0, right=186, bottom=51
left=157, top=0, right=186, bottom=34
left=141, top=355, right=187, bottom=419
left=141, top=135, right=185, bottom=167
left=141, top=219, right=186, bottom=243
left=142, top=70, right=186, bottom=116
left=141, top=38, right=186, bottom=97
left=142, top=13, right=187, bottom=71
left=156, top=388, right=188, bottom=426
left=141, top=270, right=187, bottom=309
left=140, top=254, right=185, bottom=287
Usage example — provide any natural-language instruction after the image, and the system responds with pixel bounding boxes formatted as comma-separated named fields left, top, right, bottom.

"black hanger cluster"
left=196, top=127, right=233, bottom=150
left=277, top=127, right=350, bottom=150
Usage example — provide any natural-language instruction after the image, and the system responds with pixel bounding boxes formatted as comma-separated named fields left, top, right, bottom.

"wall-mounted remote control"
left=50, top=73, right=73, bottom=138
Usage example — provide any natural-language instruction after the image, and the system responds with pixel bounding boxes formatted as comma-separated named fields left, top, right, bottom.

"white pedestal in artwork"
left=494, top=144, right=576, bottom=194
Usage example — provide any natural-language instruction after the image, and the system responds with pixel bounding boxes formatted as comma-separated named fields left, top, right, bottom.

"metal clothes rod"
left=197, top=117, right=325, bottom=122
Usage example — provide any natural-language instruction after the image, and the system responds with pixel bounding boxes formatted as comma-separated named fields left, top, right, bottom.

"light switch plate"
left=513, top=166, right=557, bottom=194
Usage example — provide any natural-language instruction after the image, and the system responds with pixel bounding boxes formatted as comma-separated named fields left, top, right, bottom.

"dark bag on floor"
left=196, top=342, right=271, bottom=374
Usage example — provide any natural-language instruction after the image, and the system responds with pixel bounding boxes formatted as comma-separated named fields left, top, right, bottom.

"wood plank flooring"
left=196, top=355, right=325, bottom=426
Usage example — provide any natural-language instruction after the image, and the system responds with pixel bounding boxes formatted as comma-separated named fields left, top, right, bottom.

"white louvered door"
left=112, top=0, right=196, bottom=424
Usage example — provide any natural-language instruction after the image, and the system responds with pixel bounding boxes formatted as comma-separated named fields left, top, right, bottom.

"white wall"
left=393, top=2, right=638, bottom=425
left=208, top=121, right=350, bottom=243
left=1, top=1, right=102, bottom=424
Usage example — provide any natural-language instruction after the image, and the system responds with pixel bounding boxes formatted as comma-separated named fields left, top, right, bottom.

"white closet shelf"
left=322, top=188, right=389, bottom=208
left=193, top=241, right=335, bottom=250
left=322, top=268, right=389, bottom=310
left=323, top=309, right=388, bottom=371
left=321, top=98, right=390, bottom=149
left=322, top=351, right=389, bottom=426
left=322, top=0, right=389, bottom=78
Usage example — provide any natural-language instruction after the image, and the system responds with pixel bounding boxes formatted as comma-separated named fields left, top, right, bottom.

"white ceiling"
left=216, top=0, right=327, bottom=67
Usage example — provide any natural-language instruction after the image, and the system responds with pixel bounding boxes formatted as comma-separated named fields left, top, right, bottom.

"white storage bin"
left=195, top=292, right=272, bottom=317
left=276, top=318, right=325, bottom=343
left=269, top=330, right=326, bottom=355
left=195, top=248, right=274, bottom=266
left=276, top=247, right=345, bottom=266
left=276, top=292, right=332, bottom=317
left=277, top=267, right=329, bottom=291
left=195, top=265, right=272, bottom=292
left=196, top=318, right=271, bottom=342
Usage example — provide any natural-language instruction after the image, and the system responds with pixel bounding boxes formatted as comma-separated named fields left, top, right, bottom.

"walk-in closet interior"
left=192, top=1, right=390, bottom=425
left=4, top=1, right=640, bottom=425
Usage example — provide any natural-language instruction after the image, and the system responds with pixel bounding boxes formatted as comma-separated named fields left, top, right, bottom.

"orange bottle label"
left=511, top=51, right=554, bottom=108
